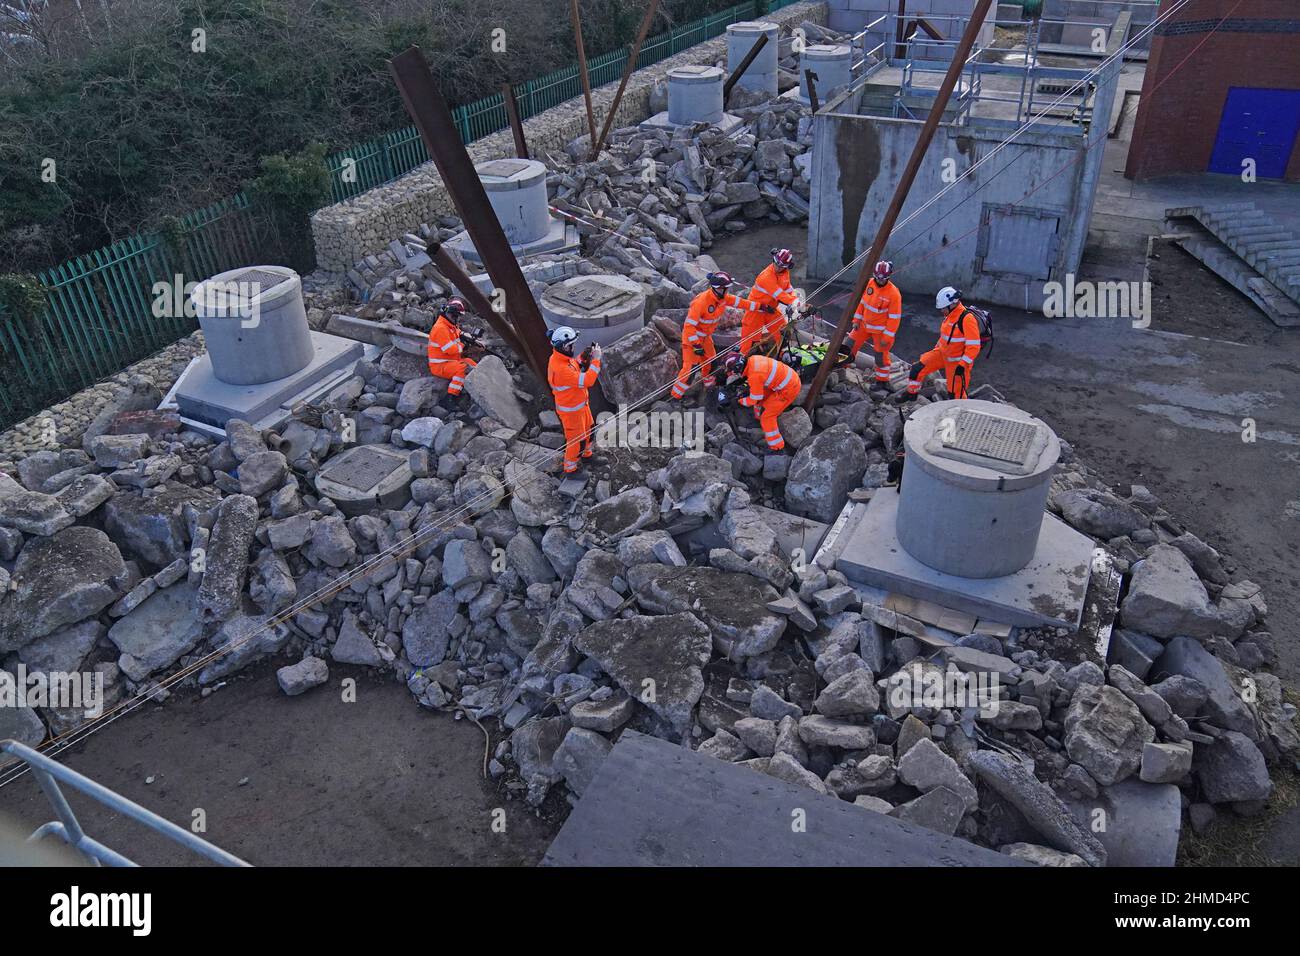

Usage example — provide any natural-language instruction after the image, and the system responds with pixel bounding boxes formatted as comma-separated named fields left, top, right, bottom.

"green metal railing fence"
left=0, top=0, right=806, bottom=432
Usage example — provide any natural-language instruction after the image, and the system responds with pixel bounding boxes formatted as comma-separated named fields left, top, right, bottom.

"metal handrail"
left=1, top=739, right=251, bottom=867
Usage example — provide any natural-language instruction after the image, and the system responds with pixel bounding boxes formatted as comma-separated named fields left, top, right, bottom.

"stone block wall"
left=310, top=2, right=827, bottom=274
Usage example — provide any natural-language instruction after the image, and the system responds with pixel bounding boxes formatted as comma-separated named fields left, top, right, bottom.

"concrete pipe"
left=477, top=158, right=551, bottom=247
left=895, top=400, right=1061, bottom=579
left=799, top=44, right=852, bottom=105
left=726, top=21, right=779, bottom=95
left=539, top=274, right=646, bottom=352
left=190, top=266, right=313, bottom=386
left=667, top=66, right=725, bottom=125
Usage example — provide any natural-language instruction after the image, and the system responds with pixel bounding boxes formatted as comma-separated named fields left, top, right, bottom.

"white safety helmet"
left=935, top=286, right=961, bottom=311
left=549, top=326, right=578, bottom=350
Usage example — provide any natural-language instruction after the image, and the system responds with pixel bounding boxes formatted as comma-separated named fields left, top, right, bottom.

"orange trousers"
left=672, top=338, right=716, bottom=399
left=848, top=327, right=894, bottom=383
left=558, top=406, right=595, bottom=473
left=429, top=357, right=476, bottom=396
left=752, top=380, right=802, bottom=451
left=908, top=349, right=971, bottom=399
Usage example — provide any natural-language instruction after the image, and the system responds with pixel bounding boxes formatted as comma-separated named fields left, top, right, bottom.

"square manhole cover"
left=478, top=159, right=532, bottom=179
left=941, top=410, right=1039, bottom=467
left=322, top=445, right=404, bottom=492
left=551, top=279, right=628, bottom=311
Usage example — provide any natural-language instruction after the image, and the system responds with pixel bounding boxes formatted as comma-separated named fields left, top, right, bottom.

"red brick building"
left=1126, top=0, right=1300, bottom=182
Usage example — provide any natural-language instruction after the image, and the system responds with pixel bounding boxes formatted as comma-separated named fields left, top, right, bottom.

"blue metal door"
left=1209, top=87, right=1300, bottom=179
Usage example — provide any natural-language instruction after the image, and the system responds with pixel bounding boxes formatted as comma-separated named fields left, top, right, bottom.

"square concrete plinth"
left=829, top=493, right=1095, bottom=630
left=444, top=217, right=578, bottom=265
left=174, top=331, right=364, bottom=435
left=637, top=111, right=744, bottom=136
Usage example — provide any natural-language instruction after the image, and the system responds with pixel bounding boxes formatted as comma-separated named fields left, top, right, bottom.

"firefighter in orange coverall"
left=426, top=297, right=477, bottom=398
left=723, top=352, right=801, bottom=452
left=848, top=261, right=903, bottom=385
left=547, top=326, right=602, bottom=476
left=671, top=271, right=761, bottom=400
left=905, top=286, right=980, bottom=400
left=741, top=248, right=799, bottom=353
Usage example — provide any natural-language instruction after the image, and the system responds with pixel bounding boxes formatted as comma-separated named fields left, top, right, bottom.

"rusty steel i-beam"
left=501, top=83, right=530, bottom=160
left=427, top=241, right=531, bottom=361
left=570, top=0, right=599, bottom=149
left=390, top=47, right=550, bottom=382
left=589, top=0, right=661, bottom=161
left=722, top=32, right=770, bottom=107
left=803, top=0, right=994, bottom=411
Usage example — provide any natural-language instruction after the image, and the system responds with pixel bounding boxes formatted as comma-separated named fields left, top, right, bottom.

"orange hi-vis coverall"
left=548, top=349, right=602, bottom=474
left=427, top=316, right=477, bottom=396
left=849, top=279, right=903, bottom=383
left=672, top=287, right=759, bottom=399
left=742, top=265, right=798, bottom=353
left=907, top=301, right=981, bottom=399
left=737, top=354, right=801, bottom=451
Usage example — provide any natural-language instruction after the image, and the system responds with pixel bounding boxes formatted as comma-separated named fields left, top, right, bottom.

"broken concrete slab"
left=1065, top=778, right=1181, bottom=867
left=627, top=563, right=787, bottom=658
left=107, top=581, right=206, bottom=682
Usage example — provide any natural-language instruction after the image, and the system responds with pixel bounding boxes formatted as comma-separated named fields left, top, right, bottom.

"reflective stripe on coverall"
left=848, top=279, right=903, bottom=382
left=548, top=349, right=602, bottom=473
left=672, top=287, right=758, bottom=399
left=738, top=354, right=801, bottom=450
left=907, top=302, right=981, bottom=399
left=427, top=316, right=477, bottom=395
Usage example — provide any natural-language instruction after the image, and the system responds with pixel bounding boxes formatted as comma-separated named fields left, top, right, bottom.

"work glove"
left=759, top=304, right=777, bottom=314
left=693, top=346, right=705, bottom=357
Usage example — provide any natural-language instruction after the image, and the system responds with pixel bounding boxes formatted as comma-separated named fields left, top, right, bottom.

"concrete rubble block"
left=1140, top=741, right=1193, bottom=784
left=305, top=515, right=357, bottom=568
left=102, top=484, right=219, bottom=568
left=1151, top=636, right=1258, bottom=737
left=569, top=692, right=635, bottom=733
left=628, top=564, right=787, bottom=659
left=15, top=619, right=103, bottom=674
left=1054, top=488, right=1147, bottom=539
left=1193, top=730, right=1272, bottom=805
left=814, top=668, right=879, bottom=718
left=107, top=581, right=206, bottom=682
left=464, top=354, right=528, bottom=432
left=1063, top=684, right=1155, bottom=787
left=506, top=532, right=557, bottom=586
left=442, top=539, right=492, bottom=589
left=766, top=751, right=832, bottom=796
left=733, top=716, right=778, bottom=757
left=698, top=728, right=753, bottom=762
left=505, top=460, right=566, bottom=527
left=198, top=612, right=292, bottom=684
left=55, top=474, right=116, bottom=518
left=751, top=685, right=802, bottom=722
left=598, top=328, right=679, bottom=407
left=582, top=486, right=658, bottom=542
left=332, top=612, right=387, bottom=667
left=798, top=715, right=874, bottom=750
left=1065, top=779, right=1181, bottom=867
left=403, top=589, right=462, bottom=667
left=574, top=611, right=712, bottom=733
left=238, top=450, right=288, bottom=497
left=0, top=473, right=75, bottom=537
left=888, top=786, right=966, bottom=836
left=277, top=656, right=330, bottom=696
left=616, top=529, right=685, bottom=568
left=197, top=494, right=259, bottom=623
left=897, top=737, right=979, bottom=814
left=224, top=419, right=266, bottom=461
left=999, top=844, right=1087, bottom=867
left=776, top=406, right=813, bottom=449
left=719, top=507, right=779, bottom=560
left=785, top=424, right=866, bottom=522
left=513, top=715, right=571, bottom=803
left=0, top=526, right=127, bottom=652
left=1106, top=664, right=1172, bottom=726
left=1251, top=672, right=1300, bottom=758
left=396, top=376, right=447, bottom=418
left=1119, top=544, right=1241, bottom=640
left=552, top=727, right=613, bottom=795
left=1107, top=628, right=1164, bottom=682
left=967, top=751, right=1107, bottom=867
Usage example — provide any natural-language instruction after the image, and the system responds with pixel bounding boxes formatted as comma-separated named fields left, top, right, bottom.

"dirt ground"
left=0, top=661, right=559, bottom=866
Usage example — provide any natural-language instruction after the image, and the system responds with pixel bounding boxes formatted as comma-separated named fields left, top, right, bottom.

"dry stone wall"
left=309, top=2, right=828, bottom=274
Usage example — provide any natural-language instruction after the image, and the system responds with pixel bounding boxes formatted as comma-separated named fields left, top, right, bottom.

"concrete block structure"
left=807, top=37, right=1122, bottom=309
left=1126, top=0, right=1300, bottom=182
left=824, top=0, right=996, bottom=51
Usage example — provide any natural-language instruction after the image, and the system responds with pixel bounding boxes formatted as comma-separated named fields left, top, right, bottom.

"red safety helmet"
left=722, top=353, right=746, bottom=376
left=873, top=260, right=894, bottom=283
left=707, top=271, right=735, bottom=291
left=771, top=248, right=794, bottom=270
left=443, top=297, right=467, bottom=320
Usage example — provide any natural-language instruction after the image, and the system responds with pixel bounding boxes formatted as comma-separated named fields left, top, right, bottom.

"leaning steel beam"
left=803, top=0, right=995, bottom=411
left=428, top=241, right=532, bottom=361
left=390, top=47, right=550, bottom=382
left=501, top=83, right=530, bottom=160
left=722, top=32, right=770, bottom=107
left=589, top=0, right=661, bottom=161
left=804, top=69, right=821, bottom=113
left=570, top=0, right=599, bottom=149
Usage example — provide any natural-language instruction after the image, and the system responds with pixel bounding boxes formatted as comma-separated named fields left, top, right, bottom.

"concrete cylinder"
left=895, top=400, right=1060, bottom=579
left=539, top=274, right=646, bottom=352
left=477, top=158, right=551, bottom=246
left=190, top=266, right=312, bottom=386
left=799, top=44, right=852, bottom=105
left=726, top=21, right=779, bottom=95
left=667, top=66, right=725, bottom=125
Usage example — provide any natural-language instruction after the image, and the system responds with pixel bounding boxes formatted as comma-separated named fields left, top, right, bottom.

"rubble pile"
left=1, top=309, right=1293, bottom=866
